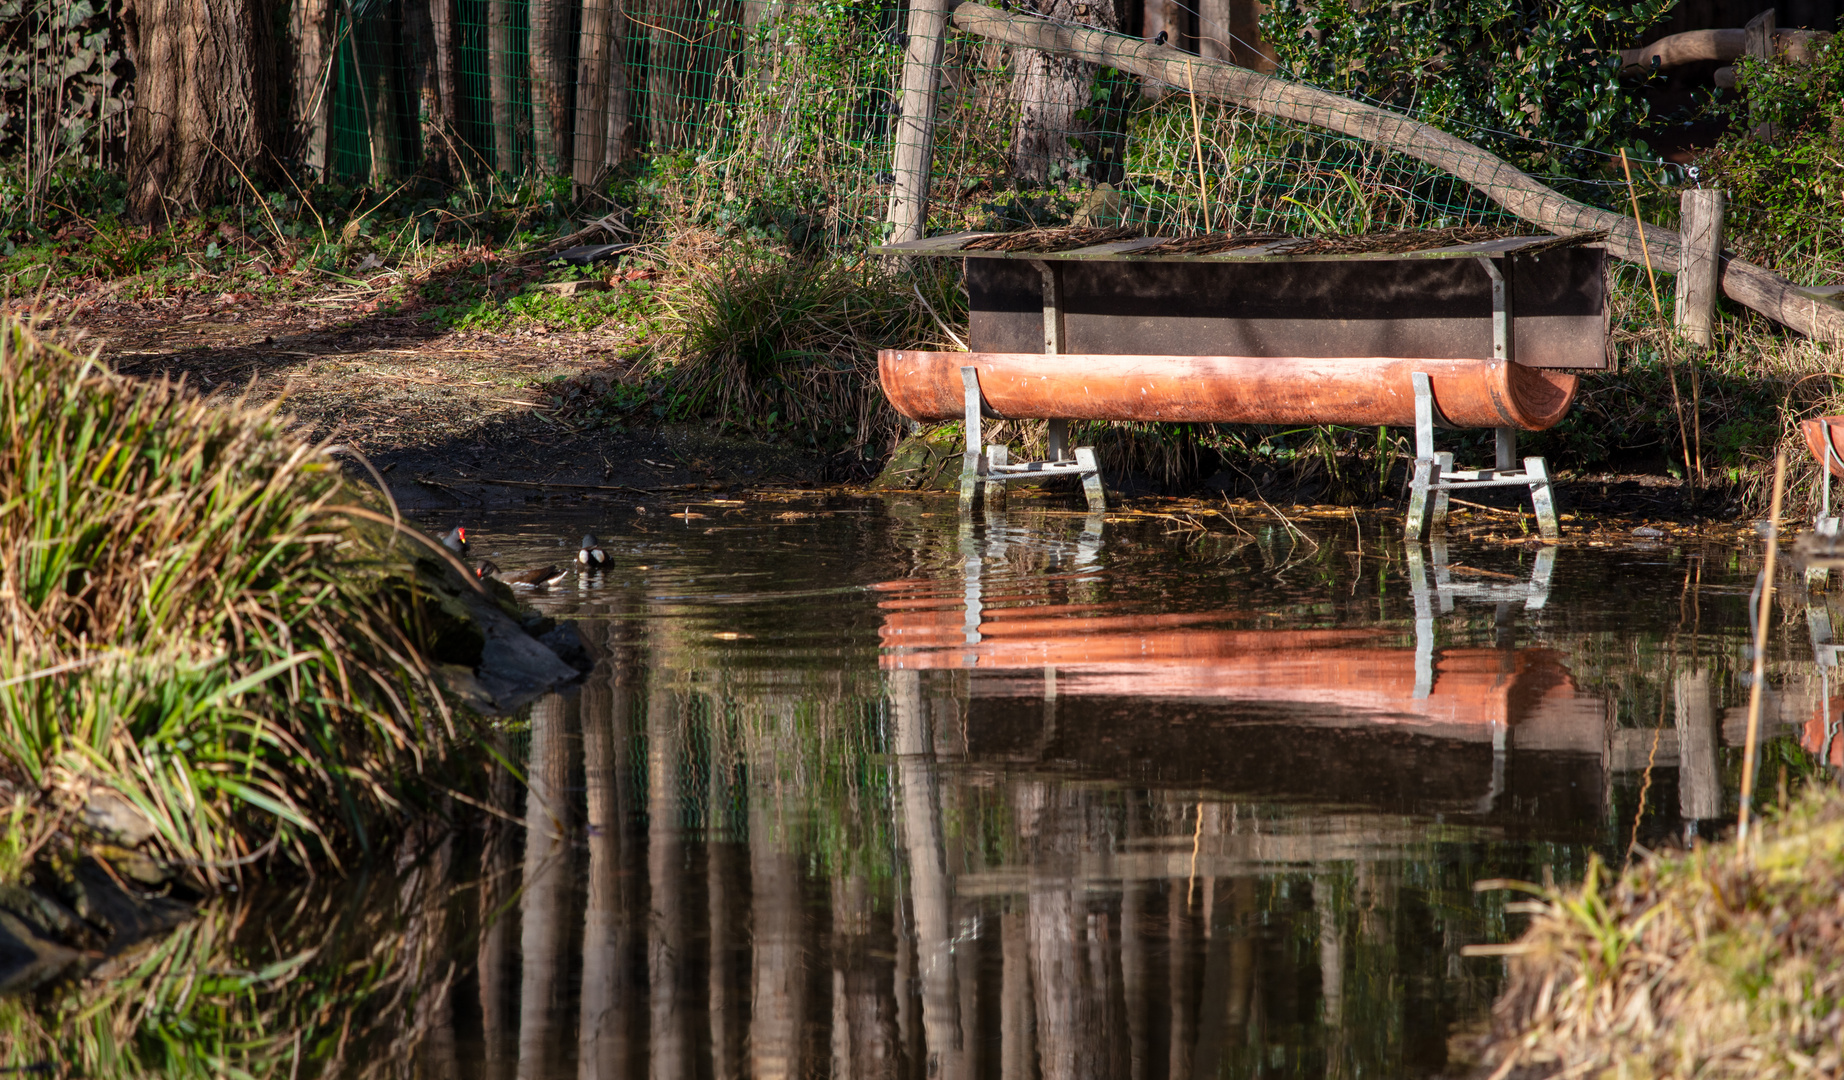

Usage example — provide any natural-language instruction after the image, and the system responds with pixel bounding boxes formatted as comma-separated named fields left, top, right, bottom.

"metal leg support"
left=960, top=366, right=984, bottom=512
left=1405, top=370, right=1564, bottom=540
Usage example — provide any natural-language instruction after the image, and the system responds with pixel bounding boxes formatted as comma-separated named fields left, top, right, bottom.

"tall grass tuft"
left=0, top=318, right=458, bottom=882
left=651, top=245, right=962, bottom=453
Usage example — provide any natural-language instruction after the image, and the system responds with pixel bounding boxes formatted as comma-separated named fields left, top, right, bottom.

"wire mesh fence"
left=316, top=0, right=1662, bottom=255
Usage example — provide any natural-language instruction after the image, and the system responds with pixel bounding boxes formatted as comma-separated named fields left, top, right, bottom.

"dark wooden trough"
left=875, top=228, right=1612, bottom=538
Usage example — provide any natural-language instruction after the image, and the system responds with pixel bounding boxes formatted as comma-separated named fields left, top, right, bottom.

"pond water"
left=20, top=495, right=1840, bottom=1079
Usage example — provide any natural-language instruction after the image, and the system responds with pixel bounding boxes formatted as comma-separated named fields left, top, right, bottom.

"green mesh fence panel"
left=320, top=0, right=1641, bottom=249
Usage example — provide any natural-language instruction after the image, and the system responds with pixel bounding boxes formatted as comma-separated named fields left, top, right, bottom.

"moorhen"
left=478, top=560, right=569, bottom=588
left=440, top=525, right=468, bottom=556
left=579, top=533, right=609, bottom=570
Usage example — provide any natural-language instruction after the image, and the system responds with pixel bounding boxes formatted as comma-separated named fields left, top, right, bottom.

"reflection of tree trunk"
left=1008, top=0, right=1121, bottom=183
left=832, top=873, right=898, bottom=1080
left=750, top=708, right=807, bottom=1080
left=1122, top=812, right=1148, bottom=1080
left=1676, top=668, right=1722, bottom=821
left=478, top=760, right=519, bottom=1080
left=894, top=669, right=965, bottom=1080
left=1168, top=881, right=1195, bottom=1080
left=400, top=824, right=457, bottom=1075
left=1316, top=875, right=1342, bottom=1030
left=487, top=0, right=519, bottom=174
left=519, top=692, right=575, bottom=1080
left=580, top=630, right=634, bottom=1080
left=710, top=716, right=742, bottom=1080
left=1001, top=909, right=1036, bottom=1080
left=1030, top=883, right=1106, bottom=1080
left=648, top=680, right=690, bottom=1080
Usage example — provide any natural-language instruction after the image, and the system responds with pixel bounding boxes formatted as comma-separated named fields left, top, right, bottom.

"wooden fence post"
left=1745, top=8, right=1776, bottom=61
left=886, top=0, right=951, bottom=245
left=1676, top=188, right=1725, bottom=347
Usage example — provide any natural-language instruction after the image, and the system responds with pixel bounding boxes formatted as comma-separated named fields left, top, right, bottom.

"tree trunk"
left=646, top=0, right=698, bottom=148
left=289, top=0, right=335, bottom=177
left=1008, top=0, right=1122, bottom=183
left=602, top=0, right=636, bottom=167
left=404, top=0, right=455, bottom=178
left=531, top=0, right=575, bottom=173
left=575, top=0, right=613, bottom=189
left=121, top=0, right=280, bottom=220
left=354, top=6, right=405, bottom=182
left=487, top=0, right=520, bottom=175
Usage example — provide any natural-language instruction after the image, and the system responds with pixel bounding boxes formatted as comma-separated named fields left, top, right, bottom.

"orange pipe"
left=878, top=350, right=1579, bottom=431
left=1801, top=416, right=1844, bottom=478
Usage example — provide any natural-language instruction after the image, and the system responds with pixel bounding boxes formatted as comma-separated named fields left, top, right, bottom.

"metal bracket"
left=1405, top=371, right=1561, bottom=540
left=959, top=365, right=1104, bottom=514
left=1030, top=259, right=1072, bottom=464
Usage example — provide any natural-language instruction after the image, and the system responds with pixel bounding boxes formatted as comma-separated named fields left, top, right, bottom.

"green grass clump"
left=647, top=249, right=961, bottom=452
left=0, top=319, right=460, bottom=881
left=1477, top=789, right=1844, bottom=1077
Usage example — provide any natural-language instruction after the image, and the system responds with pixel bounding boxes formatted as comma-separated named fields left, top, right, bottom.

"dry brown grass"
left=1471, top=790, right=1844, bottom=1078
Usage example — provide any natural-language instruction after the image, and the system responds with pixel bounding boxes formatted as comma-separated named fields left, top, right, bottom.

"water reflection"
left=12, top=500, right=1834, bottom=1079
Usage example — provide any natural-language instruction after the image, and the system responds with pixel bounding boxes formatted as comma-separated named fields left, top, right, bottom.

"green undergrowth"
left=0, top=319, right=480, bottom=883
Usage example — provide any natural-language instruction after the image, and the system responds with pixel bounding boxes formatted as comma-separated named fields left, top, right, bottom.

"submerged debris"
left=1465, top=790, right=1844, bottom=1078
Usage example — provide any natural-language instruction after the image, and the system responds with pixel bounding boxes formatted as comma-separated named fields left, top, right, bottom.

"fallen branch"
left=948, top=2, right=1844, bottom=344
left=1618, top=27, right=1830, bottom=75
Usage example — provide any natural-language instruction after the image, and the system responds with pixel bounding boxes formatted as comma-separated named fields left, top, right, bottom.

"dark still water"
left=28, top=497, right=1841, bottom=1079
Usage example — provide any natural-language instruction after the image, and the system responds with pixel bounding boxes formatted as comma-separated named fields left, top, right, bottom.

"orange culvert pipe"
left=879, top=351, right=1579, bottom=431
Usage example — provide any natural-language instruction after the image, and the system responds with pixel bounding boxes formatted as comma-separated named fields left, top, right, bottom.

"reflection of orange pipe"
left=879, top=603, right=1583, bottom=734
left=878, top=351, right=1578, bottom=431
left=1804, top=699, right=1844, bottom=767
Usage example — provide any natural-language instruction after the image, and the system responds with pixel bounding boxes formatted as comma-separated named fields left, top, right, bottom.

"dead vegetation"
left=1466, top=789, right=1844, bottom=1079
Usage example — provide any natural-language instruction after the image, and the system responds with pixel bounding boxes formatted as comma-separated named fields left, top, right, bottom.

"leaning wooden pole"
left=887, top=0, right=952, bottom=244
left=949, top=2, right=1844, bottom=345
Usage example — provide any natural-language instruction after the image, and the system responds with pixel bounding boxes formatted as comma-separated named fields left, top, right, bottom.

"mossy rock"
left=872, top=429, right=965, bottom=491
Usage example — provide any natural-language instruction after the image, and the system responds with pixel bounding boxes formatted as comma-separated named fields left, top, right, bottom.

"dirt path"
left=77, top=292, right=830, bottom=512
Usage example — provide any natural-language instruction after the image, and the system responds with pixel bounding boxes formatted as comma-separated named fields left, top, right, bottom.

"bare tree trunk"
left=602, top=0, right=636, bottom=167
left=404, top=0, right=455, bottom=177
left=487, top=0, right=520, bottom=175
left=121, top=0, right=281, bottom=220
left=289, top=0, right=335, bottom=177
left=519, top=693, right=575, bottom=1080
left=1008, top=0, right=1121, bottom=183
left=353, top=5, right=406, bottom=182
left=575, top=0, right=613, bottom=189
left=645, top=0, right=697, bottom=148
left=530, top=0, right=575, bottom=173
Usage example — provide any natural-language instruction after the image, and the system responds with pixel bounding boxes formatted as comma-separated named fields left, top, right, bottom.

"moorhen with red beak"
left=439, top=526, right=468, bottom=556
left=477, top=560, right=570, bottom=589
